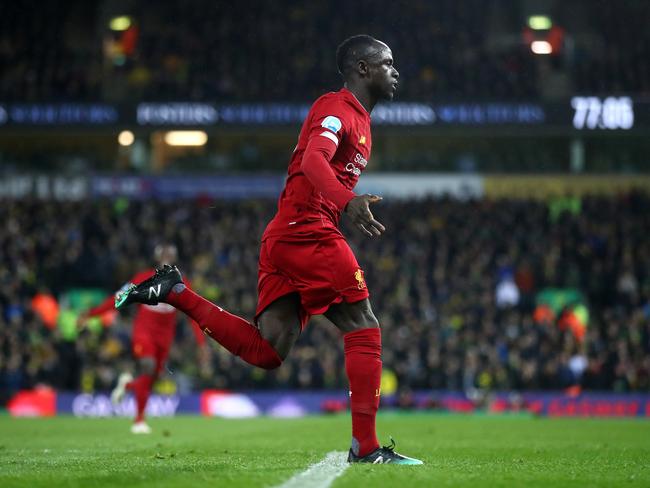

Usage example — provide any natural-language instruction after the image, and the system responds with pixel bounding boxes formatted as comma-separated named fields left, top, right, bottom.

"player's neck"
left=343, top=83, right=375, bottom=113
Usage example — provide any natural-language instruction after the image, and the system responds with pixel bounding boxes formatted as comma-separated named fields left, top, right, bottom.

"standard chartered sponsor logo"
left=354, top=153, right=367, bottom=167
left=345, top=163, right=361, bottom=176
left=345, top=153, right=368, bottom=176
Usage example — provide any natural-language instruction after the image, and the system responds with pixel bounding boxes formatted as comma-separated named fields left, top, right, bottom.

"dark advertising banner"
left=1, top=97, right=649, bottom=129
left=8, top=389, right=650, bottom=418
left=0, top=103, right=120, bottom=126
left=91, top=175, right=285, bottom=200
left=0, top=174, right=285, bottom=200
left=56, top=392, right=199, bottom=417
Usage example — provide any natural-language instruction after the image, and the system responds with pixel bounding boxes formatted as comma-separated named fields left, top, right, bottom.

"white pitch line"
left=273, top=451, right=350, bottom=488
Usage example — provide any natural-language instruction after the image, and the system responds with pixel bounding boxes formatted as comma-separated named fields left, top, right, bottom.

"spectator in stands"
left=1, top=0, right=648, bottom=102
left=1, top=194, right=649, bottom=398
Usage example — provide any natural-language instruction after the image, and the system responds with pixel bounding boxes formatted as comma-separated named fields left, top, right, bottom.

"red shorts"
left=255, top=236, right=370, bottom=329
left=132, top=330, right=173, bottom=374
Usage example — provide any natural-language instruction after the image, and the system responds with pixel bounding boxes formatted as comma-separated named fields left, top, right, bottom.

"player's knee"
left=263, top=326, right=298, bottom=362
left=350, top=301, right=380, bottom=330
left=325, top=299, right=380, bottom=333
left=259, top=353, right=284, bottom=370
left=257, top=338, right=285, bottom=370
left=350, top=311, right=380, bottom=331
left=258, top=310, right=300, bottom=360
left=138, top=357, right=157, bottom=376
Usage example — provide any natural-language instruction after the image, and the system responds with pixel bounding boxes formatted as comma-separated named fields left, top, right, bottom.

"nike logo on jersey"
left=148, top=284, right=161, bottom=299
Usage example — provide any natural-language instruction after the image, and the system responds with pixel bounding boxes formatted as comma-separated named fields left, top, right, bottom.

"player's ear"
left=357, top=59, right=369, bottom=77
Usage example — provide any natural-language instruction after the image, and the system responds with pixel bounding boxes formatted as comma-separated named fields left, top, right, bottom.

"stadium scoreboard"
left=0, top=96, right=648, bottom=131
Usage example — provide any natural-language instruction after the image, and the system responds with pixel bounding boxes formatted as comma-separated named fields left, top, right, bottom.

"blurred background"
left=1, top=0, right=649, bottom=415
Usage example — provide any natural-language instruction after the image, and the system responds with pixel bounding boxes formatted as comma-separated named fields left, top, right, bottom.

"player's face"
left=368, top=47, right=399, bottom=100
left=156, top=245, right=177, bottom=265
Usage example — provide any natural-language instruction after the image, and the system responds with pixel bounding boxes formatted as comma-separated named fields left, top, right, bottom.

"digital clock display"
left=571, top=96, right=634, bottom=130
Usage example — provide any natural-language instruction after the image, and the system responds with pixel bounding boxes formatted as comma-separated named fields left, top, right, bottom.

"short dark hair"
left=336, top=35, right=383, bottom=77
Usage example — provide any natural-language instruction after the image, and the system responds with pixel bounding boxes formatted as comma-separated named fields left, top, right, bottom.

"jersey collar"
left=341, top=87, right=371, bottom=117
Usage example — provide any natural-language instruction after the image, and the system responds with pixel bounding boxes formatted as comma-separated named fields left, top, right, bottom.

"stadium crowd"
left=1, top=193, right=649, bottom=403
left=1, top=0, right=649, bottom=102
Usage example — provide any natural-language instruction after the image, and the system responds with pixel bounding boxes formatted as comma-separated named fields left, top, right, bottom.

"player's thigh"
left=135, top=355, right=157, bottom=376
left=257, top=240, right=307, bottom=353
left=153, top=340, right=172, bottom=375
left=256, top=292, right=302, bottom=359
left=324, top=298, right=379, bottom=334
left=132, top=331, right=172, bottom=376
left=132, top=336, right=157, bottom=373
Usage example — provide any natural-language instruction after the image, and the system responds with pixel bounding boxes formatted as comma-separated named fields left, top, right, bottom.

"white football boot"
left=130, top=421, right=152, bottom=434
left=111, top=372, right=133, bottom=405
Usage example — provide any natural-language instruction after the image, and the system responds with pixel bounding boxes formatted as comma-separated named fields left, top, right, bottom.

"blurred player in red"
left=117, top=35, right=421, bottom=464
left=79, top=244, right=207, bottom=434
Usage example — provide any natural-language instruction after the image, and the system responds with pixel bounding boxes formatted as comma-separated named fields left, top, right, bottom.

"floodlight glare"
left=164, top=131, right=208, bottom=146
left=109, top=16, right=132, bottom=31
left=528, top=15, right=552, bottom=30
left=531, top=41, right=553, bottom=55
left=118, top=130, right=135, bottom=146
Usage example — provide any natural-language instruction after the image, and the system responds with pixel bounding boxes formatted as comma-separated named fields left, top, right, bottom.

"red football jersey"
left=263, top=87, right=372, bottom=240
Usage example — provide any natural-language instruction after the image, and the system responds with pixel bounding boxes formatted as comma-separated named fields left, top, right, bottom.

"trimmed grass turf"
left=0, top=414, right=649, bottom=487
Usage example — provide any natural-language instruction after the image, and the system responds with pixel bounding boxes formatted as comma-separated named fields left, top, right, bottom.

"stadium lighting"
left=531, top=41, right=553, bottom=55
left=528, top=15, right=552, bottom=30
left=109, top=16, right=132, bottom=31
left=164, top=131, right=208, bottom=146
left=118, top=130, right=134, bottom=146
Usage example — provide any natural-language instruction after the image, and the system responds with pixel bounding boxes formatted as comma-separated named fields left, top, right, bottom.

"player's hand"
left=345, top=194, right=386, bottom=238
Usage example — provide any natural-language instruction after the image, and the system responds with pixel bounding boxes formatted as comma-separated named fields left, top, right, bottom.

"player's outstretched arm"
left=78, top=275, right=140, bottom=328
left=345, top=194, right=386, bottom=238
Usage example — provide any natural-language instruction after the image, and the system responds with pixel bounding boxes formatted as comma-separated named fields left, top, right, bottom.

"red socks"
left=165, top=285, right=380, bottom=457
left=344, top=327, right=382, bottom=457
left=165, top=287, right=282, bottom=370
left=127, top=374, right=155, bottom=423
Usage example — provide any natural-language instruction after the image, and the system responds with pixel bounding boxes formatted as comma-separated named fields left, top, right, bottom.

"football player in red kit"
left=79, top=244, right=207, bottom=434
left=116, top=35, right=422, bottom=464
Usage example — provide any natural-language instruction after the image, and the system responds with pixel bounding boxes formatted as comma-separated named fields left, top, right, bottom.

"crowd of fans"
left=572, top=1, right=650, bottom=95
left=1, top=193, right=649, bottom=402
left=0, top=1, right=101, bottom=102
left=1, top=0, right=649, bottom=102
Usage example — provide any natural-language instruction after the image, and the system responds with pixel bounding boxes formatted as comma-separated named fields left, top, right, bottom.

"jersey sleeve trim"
left=318, top=131, right=339, bottom=146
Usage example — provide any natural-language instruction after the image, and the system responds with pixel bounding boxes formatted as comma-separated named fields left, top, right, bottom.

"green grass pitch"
left=1, top=414, right=649, bottom=487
